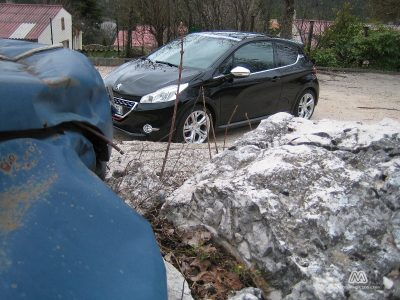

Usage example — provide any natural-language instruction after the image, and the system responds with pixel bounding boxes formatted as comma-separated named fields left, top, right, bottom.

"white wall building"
left=0, top=3, right=82, bottom=50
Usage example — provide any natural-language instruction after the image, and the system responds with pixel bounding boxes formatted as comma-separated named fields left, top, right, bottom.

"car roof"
left=272, top=37, right=304, bottom=48
left=194, top=31, right=266, bottom=41
left=192, top=31, right=304, bottom=48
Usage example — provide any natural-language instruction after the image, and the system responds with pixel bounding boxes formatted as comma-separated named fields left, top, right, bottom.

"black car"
left=104, top=31, right=319, bottom=143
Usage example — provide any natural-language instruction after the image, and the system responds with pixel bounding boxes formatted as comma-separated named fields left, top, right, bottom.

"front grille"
left=112, top=91, right=141, bottom=102
left=113, top=97, right=138, bottom=108
left=111, top=94, right=139, bottom=118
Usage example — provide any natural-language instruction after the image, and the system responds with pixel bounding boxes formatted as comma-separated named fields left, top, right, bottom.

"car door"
left=210, top=41, right=282, bottom=125
left=275, top=42, right=307, bottom=111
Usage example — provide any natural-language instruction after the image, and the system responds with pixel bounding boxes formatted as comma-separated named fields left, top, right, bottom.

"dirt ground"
left=97, top=66, right=400, bottom=144
left=315, top=71, right=400, bottom=122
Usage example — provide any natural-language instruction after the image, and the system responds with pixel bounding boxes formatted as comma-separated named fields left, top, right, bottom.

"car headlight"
left=141, top=83, right=189, bottom=104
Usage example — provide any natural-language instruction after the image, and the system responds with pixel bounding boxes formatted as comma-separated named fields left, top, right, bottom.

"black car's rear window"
left=147, top=34, right=238, bottom=70
left=276, top=43, right=299, bottom=67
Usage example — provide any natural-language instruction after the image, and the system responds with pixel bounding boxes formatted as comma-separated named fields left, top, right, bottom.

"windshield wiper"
left=155, top=60, right=178, bottom=68
left=140, top=57, right=153, bottom=62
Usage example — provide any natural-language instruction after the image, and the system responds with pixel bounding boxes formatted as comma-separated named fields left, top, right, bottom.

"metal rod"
left=73, top=122, right=124, bottom=155
left=50, top=18, right=54, bottom=45
left=160, top=22, right=185, bottom=179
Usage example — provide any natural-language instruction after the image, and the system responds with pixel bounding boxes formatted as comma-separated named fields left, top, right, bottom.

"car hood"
left=105, top=59, right=202, bottom=96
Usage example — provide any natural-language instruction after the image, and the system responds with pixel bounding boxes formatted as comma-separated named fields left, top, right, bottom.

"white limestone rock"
left=161, top=113, right=400, bottom=299
left=165, top=261, right=193, bottom=300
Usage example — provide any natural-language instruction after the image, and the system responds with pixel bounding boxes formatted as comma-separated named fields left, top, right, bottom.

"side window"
left=233, top=41, right=274, bottom=73
left=276, top=43, right=298, bottom=67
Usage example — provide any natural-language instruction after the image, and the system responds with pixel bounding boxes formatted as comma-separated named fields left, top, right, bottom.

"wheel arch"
left=179, top=97, right=217, bottom=126
left=306, top=86, right=318, bottom=105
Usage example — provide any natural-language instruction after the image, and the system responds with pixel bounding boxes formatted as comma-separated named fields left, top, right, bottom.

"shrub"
left=358, top=26, right=400, bottom=70
left=311, top=48, right=338, bottom=67
left=313, top=2, right=400, bottom=71
left=316, top=2, right=363, bottom=67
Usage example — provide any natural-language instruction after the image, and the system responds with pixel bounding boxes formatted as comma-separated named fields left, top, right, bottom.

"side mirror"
left=230, top=66, right=251, bottom=78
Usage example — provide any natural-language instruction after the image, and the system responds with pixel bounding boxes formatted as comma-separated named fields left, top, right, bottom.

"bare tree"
left=139, top=0, right=169, bottom=46
left=190, top=0, right=221, bottom=30
left=100, top=21, right=117, bottom=45
left=280, top=0, right=295, bottom=38
left=261, top=0, right=275, bottom=33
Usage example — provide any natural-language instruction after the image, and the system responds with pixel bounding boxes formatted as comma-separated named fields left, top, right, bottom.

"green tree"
left=358, top=26, right=400, bottom=70
left=312, top=2, right=400, bottom=71
left=318, top=2, right=363, bottom=64
left=71, top=0, right=103, bottom=44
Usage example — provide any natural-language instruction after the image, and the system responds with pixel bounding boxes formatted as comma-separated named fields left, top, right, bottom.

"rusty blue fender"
left=0, top=39, right=167, bottom=299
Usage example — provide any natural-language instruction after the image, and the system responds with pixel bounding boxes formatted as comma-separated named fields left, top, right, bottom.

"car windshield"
left=147, top=34, right=238, bottom=70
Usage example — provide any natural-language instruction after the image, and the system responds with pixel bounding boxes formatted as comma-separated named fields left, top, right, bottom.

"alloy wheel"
left=183, top=110, right=210, bottom=143
left=297, top=92, right=315, bottom=119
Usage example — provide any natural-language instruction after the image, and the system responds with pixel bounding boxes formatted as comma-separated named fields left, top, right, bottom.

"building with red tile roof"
left=0, top=3, right=81, bottom=49
left=113, top=25, right=158, bottom=51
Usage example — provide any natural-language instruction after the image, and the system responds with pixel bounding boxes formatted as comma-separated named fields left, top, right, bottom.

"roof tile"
left=0, top=3, right=64, bottom=40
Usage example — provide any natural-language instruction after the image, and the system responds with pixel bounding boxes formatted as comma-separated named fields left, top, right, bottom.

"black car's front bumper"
left=112, top=100, right=176, bottom=141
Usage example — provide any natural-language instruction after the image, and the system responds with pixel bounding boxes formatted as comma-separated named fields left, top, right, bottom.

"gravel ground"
left=314, top=70, right=400, bottom=122
left=98, top=66, right=400, bottom=180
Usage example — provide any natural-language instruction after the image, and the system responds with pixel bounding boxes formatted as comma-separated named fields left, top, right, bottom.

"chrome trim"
left=213, top=54, right=304, bottom=80
left=248, top=54, right=304, bottom=76
left=113, top=125, right=146, bottom=137
left=113, top=97, right=138, bottom=108
left=231, top=66, right=251, bottom=78
left=112, top=97, right=138, bottom=119
left=212, top=74, right=226, bottom=80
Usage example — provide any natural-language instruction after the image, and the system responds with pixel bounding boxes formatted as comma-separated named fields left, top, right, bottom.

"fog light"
left=143, top=124, right=153, bottom=134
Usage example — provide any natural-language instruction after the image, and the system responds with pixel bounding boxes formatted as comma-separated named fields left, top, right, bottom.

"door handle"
left=271, top=76, right=281, bottom=82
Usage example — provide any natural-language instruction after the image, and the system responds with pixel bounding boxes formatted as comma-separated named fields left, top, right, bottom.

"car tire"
left=175, top=106, right=211, bottom=143
left=293, top=89, right=316, bottom=119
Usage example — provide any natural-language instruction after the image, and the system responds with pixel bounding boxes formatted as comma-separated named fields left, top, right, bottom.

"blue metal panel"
left=0, top=39, right=112, bottom=140
left=0, top=137, right=167, bottom=299
left=0, top=39, right=167, bottom=299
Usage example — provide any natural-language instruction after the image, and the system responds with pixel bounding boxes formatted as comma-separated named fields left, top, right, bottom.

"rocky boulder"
left=161, top=113, right=400, bottom=299
left=106, top=142, right=165, bottom=215
left=106, top=141, right=213, bottom=215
